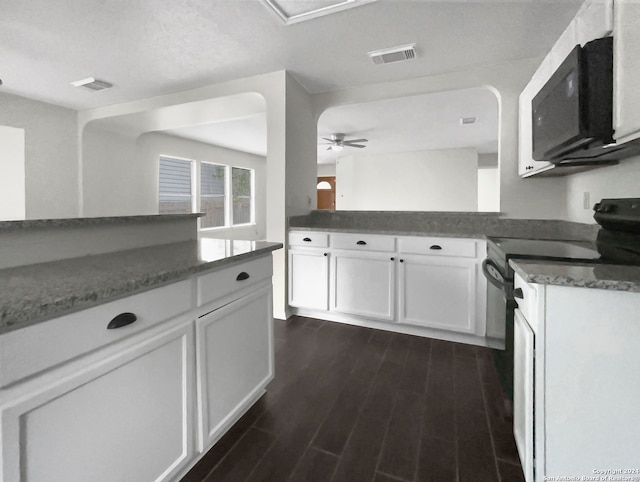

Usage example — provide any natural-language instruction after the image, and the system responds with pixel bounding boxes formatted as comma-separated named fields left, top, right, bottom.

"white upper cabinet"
left=613, top=0, right=640, bottom=143
left=518, top=0, right=614, bottom=178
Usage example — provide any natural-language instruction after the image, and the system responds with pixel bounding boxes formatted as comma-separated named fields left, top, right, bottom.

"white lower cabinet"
left=0, top=254, right=277, bottom=482
left=513, top=272, right=640, bottom=481
left=398, top=255, right=477, bottom=334
left=288, top=249, right=329, bottom=310
left=1, top=320, right=195, bottom=482
left=331, top=251, right=395, bottom=321
left=513, top=308, right=534, bottom=482
left=196, top=285, right=273, bottom=451
left=289, top=231, right=487, bottom=344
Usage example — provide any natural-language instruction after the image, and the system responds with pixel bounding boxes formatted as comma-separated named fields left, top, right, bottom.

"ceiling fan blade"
left=322, top=137, right=335, bottom=142
left=345, top=138, right=368, bottom=143
left=344, top=143, right=366, bottom=148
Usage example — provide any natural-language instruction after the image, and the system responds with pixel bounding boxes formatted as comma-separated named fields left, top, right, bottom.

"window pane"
left=201, top=163, right=226, bottom=228
left=159, top=157, right=192, bottom=214
left=233, top=197, right=251, bottom=225
left=232, top=167, right=251, bottom=196
left=232, top=167, right=253, bottom=225
left=200, top=196, right=225, bottom=228
left=201, top=163, right=225, bottom=196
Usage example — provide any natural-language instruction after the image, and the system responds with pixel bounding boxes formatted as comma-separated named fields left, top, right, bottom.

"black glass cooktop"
left=489, top=237, right=602, bottom=263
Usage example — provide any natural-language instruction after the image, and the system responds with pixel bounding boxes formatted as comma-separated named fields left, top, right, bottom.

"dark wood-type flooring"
left=181, top=316, right=525, bottom=482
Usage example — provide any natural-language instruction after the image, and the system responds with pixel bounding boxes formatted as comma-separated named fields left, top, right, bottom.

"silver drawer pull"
left=303, top=237, right=312, bottom=242
left=429, top=245, right=442, bottom=250
left=236, top=272, right=250, bottom=281
left=356, top=240, right=367, bottom=245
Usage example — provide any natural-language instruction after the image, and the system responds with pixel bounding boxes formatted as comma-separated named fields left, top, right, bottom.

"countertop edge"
left=288, top=226, right=488, bottom=238
left=510, top=259, right=640, bottom=293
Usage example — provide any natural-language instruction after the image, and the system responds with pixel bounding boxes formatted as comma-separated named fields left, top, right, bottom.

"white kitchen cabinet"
left=398, top=255, right=477, bottom=334
left=330, top=251, right=396, bottom=321
left=513, top=308, right=534, bottom=482
left=0, top=319, right=195, bottom=482
left=613, top=0, right=640, bottom=143
left=289, top=231, right=488, bottom=346
left=518, top=0, right=614, bottom=178
left=288, top=249, right=329, bottom=310
left=513, top=272, right=640, bottom=481
left=0, top=251, right=279, bottom=482
left=196, top=285, right=273, bottom=451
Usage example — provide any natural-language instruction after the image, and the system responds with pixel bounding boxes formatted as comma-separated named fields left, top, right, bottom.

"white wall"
left=317, top=164, right=336, bottom=177
left=0, top=92, right=79, bottom=219
left=137, top=132, right=267, bottom=240
left=312, top=58, right=568, bottom=219
left=565, top=155, right=640, bottom=223
left=81, top=124, right=145, bottom=217
left=285, top=73, right=318, bottom=215
left=336, top=148, right=478, bottom=211
left=0, top=126, right=26, bottom=220
left=478, top=167, right=500, bottom=212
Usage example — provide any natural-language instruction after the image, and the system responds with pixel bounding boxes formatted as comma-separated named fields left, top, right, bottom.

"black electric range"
left=484, top=198, right=640, bottom=401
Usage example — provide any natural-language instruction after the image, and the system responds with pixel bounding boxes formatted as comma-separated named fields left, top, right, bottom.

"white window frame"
left=158, top=156, right=255, bottom=231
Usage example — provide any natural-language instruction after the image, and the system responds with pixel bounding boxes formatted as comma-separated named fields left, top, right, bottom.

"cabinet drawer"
left=197, top=255, right=272, bottom=307
left=398, top=237, right=477, bottom=258
left=0, top=280, right=192, bottom=389
left=331, top=234, right=395, bottom=252
left=289, top=232, right=329, bottom=248
left=513, top=273, right=539, bottom=332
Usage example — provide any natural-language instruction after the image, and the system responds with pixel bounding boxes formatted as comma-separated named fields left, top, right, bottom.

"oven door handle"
left=482, top=259, right=506, bottom=291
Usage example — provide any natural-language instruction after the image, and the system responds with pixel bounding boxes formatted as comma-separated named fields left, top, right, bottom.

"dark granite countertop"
left=0, top=239, right=282, bottom=334
left=510, top=259, right=640, bottom=292
left=289, top=211, right=600, bottom=242
left=0, top=213, right=204, bottom=231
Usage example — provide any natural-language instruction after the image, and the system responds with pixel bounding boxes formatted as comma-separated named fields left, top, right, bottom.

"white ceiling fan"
left=321, top=133, right=368, bottom=151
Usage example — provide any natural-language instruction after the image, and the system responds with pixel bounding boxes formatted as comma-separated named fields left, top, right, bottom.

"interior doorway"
left=317, top=176, right=336, bottom=210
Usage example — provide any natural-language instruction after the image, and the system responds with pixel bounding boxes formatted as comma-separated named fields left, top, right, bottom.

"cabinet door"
left=1, top=320, right=195, bottom=482
left=613, top=0, right=640, bottom=143
left=196, top=286, right=273, bottom=451
left=330, top=252, right=395, bottom=321
left=398, top=255, right=476, bottom=334
left=513, top=309, right=534, bottom=482
left=288, top=249, right=329, bottom=310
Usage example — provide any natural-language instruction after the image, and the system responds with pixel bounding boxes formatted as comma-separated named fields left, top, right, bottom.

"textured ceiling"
left=1, top=0, right=582, bottom=110
left=317, top=87, right=499, bottom=164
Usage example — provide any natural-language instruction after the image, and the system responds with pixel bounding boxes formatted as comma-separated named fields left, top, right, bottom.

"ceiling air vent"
left=71, top=77, right=113, bottom=91
left=367, top=44, right=416, bottom=65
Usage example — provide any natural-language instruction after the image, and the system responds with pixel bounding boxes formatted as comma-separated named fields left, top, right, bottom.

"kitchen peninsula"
left=0, top=214, right=282, bottom=482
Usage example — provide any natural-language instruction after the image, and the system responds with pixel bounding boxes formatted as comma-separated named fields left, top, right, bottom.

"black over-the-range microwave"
left=532, top=36, right=640, bottom=166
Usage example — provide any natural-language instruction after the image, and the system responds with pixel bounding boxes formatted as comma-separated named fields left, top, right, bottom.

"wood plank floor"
left=181, top=316, right=525, bottom=482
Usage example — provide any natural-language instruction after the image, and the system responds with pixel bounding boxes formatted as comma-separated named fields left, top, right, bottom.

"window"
left=200, top=162, right=226, bottom=228
left=232, top=167, right=253, bottom=225
left=159, top=156, right=193, bottom=214
left=158, top=156, right=254, bottom=229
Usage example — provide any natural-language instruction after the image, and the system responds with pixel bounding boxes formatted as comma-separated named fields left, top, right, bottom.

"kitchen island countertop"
left=0, top=239, right=282, bottom=334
